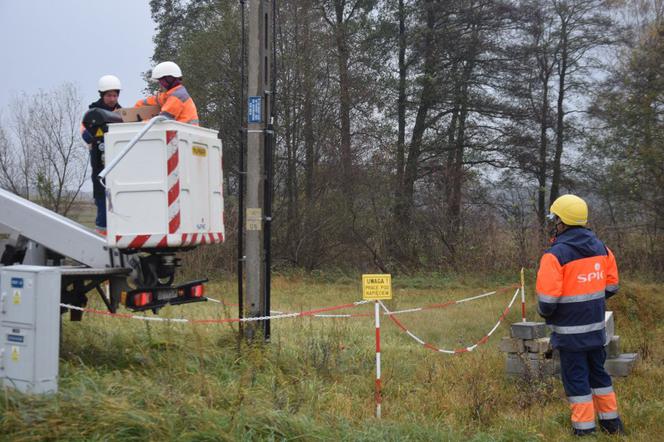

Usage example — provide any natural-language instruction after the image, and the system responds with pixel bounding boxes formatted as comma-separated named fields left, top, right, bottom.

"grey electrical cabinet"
left=0, top=265, right=60, bottom=394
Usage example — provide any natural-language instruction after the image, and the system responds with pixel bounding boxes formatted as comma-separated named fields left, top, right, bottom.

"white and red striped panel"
left=374, top=301, right=382, bottom=418
left=166, top=130, right=181, bottom=234
left=114, top=232, right=225, bottom=249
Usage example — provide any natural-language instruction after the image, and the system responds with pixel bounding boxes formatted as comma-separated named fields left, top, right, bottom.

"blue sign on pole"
left=248, top=96, right=262, bottom=123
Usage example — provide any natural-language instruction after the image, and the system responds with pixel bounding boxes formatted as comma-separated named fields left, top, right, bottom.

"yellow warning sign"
left=95, top=128, right=104, bottom=137
left=12, top=290, right=21, bottom=305
left=11, top=346, right=19, bottom=362
left=192, top=144, right=207, bottom=157
left=362, top=274, right=392, bottom=300
left=246, top=208, right=262, bottom=231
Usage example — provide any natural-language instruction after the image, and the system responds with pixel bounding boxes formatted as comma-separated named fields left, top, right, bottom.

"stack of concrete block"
left=501, top=322, right=560, bottom=376
left=604, top=311, right=615, bottom=345
left=501, top=312, right=639, bottom=378
left=603, top=311, right=640, bottom=377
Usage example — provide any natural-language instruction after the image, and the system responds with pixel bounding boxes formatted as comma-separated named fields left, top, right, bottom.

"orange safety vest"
left=135, top=84, right=199, bottom=126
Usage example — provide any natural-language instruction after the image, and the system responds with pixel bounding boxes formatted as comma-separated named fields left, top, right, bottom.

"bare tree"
left=0, top=83, right=89, bottom=215
left=0, top=121, right=23, bottom=195
left=549, top=0, right=616, bottom=205
left=524, top=1, right=559, bottom=233
left=1, top=99, right=37, bottom=199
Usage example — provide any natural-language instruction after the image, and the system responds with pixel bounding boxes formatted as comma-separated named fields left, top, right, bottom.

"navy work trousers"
left=559, top=347, right=620, bottom=433
left=94, top=194, right=107, bottom=230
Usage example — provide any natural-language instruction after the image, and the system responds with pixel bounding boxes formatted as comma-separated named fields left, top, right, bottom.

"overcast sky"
left=0, top=0, right=155, bottom=112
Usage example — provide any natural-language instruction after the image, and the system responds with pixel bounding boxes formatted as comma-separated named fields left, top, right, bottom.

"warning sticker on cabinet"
left=11, top=346, right=19, bottom=362
left=12, top=290, right=21, bottom=305
left=192, top=144, right=207, bottom=157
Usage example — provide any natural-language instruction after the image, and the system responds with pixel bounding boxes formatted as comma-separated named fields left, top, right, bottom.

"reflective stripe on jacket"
left=536, top=227, right=619, bottom=350
left=135, top=84, right=199, bottom=125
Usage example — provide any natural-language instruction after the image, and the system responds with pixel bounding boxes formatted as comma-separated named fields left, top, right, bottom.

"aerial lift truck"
left=0, top=110, right=225, bottom=318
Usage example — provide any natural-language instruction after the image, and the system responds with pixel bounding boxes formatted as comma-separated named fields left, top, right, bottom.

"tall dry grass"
left=1, top=273, right=662, bottom=441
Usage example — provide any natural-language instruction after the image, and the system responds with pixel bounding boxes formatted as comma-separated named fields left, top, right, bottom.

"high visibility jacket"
left=135, top=84, right=199, bottom=126
left=536, top=227, right=619, bottom=350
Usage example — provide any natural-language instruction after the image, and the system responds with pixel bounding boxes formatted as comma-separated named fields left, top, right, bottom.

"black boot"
left=573, top=428, right=596, bottom=437
left=599, top=417, right=625, bottom=435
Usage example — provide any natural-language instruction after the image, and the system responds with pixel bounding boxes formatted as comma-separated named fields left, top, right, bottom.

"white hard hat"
left=98, top=75, right=122, bottom=92
left=151, top=61, right=182, bottom=80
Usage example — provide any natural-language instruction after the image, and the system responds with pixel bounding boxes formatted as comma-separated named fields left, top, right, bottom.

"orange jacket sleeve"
left=135, top=95, right=158, bottom=108
left=605, top=247, right=619, bottom=299
left=536, top=252, right=563, bottom=318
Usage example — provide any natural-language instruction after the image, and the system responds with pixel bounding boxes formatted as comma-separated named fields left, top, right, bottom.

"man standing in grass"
left=536, top=194, right=625, bottom=436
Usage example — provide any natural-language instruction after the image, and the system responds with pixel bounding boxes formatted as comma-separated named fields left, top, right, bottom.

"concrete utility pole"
left=245, top=0, right=273, bottom=340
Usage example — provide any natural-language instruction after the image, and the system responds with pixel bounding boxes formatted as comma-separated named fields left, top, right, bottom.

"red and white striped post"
left=520, top=267, right=526, bottom=322
left=374, top=300, right=382, bottom=418
left=362, top=274, right=391, bottom=419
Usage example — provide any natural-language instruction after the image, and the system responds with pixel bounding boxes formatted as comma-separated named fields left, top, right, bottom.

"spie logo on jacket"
left=577, top=263, right=604, bottom=283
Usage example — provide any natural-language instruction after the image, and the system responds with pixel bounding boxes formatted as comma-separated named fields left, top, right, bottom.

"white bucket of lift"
left=103, top=121, right=224, bottom=249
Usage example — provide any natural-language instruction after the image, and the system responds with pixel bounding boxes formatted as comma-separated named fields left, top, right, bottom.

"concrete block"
left=604, top=311, right=614, bottom=345
left=606, top=335, right=621, bottom=358
left=506, top=353, right=560, bottom=376
left=527, top=351, right=546, bottom=360
left=525, top=337, right=551, bottom=354
left=506, top=354, right=527, bottom=375
left=511, top=322, right=548, bottom=340
left=499, top=336, right=525, bottom=353
left=605, top=353, right=639, bottom=377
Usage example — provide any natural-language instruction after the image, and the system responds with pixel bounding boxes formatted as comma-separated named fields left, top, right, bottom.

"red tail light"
left=133, top=292, right=153, bottom=307
left=190, top=284, right=205, bottom=298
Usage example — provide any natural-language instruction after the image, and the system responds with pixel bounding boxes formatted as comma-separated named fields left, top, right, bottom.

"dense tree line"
left=149, top=0, right=664, bottom=275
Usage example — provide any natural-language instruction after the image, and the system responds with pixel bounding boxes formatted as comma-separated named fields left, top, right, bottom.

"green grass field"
left=1, top=272, right=662, bottom=441
left=68, top=200, right=97, bottom=228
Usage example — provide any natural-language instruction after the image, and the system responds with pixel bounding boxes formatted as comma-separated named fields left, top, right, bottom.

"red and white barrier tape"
left=59, top=300, right=370, bottom=324
left=206, top=297, right=372, bottom=318
left=310, top=313, right=373, bottom=318
left=206, top=302, right=368, bottom=318
left=384, top=285, right=517, bottom=316
left=379, top=288, right=520, bottom=355
left=206, top=285, right=516, bottom=319
left=384, top=289, right=498, bottom=316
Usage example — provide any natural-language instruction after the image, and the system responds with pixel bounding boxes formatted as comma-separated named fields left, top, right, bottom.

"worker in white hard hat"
left=80, top=75, right=123, bottom=235
left=135, top=61, right=199, bottom=125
